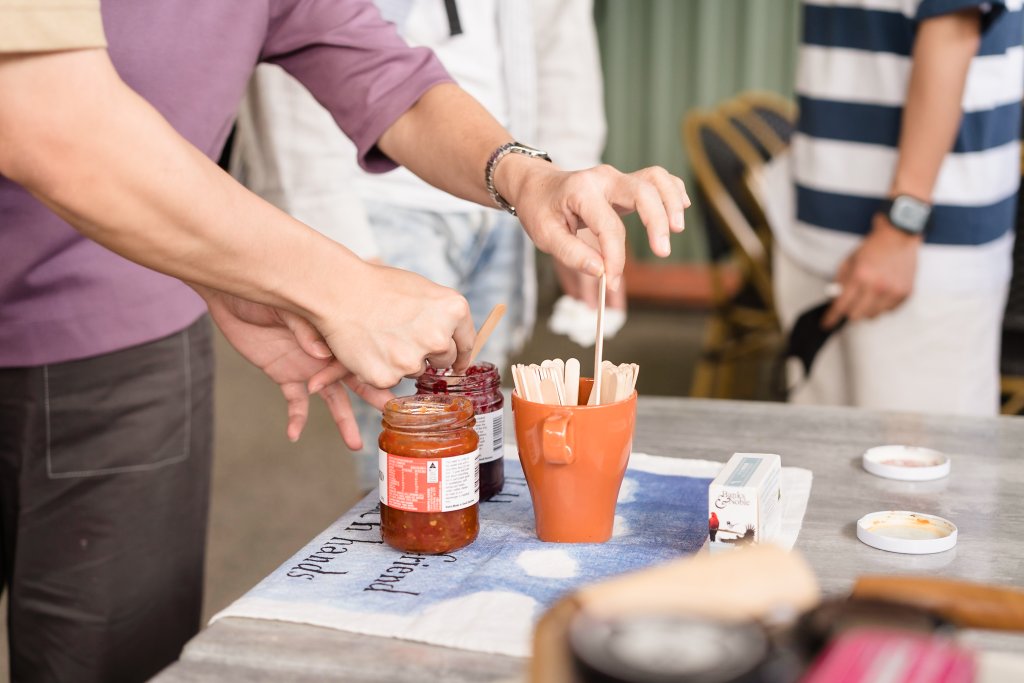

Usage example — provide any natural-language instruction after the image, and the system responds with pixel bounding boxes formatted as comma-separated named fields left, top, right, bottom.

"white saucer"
left=856, top=511, right=957, bottom=555
left=862, top=445, right=950, bottom=482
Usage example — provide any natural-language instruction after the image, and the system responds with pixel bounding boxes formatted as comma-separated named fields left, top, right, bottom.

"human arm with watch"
left=376, top=83, right=688, bottom=294
left=822, top=8, right=983, bottom=329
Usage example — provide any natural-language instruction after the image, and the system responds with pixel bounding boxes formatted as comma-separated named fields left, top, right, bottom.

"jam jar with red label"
left=378, top=395, right=479, bottom=554
left=416, top=362, right=504, bottom=501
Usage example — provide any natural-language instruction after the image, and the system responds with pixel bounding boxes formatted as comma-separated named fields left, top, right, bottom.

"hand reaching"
left=196, top=285, right=392, bottom=450
left=498, top=159, right=690, bottom=290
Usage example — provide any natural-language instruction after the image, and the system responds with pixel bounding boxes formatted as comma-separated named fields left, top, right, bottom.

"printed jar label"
left=475, top=409, right=504, bottom=464
left=378, top=449, right=480, bottom=513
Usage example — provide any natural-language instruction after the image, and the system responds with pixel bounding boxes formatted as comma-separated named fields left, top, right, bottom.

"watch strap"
left=485, top=142, right=552, bottom=216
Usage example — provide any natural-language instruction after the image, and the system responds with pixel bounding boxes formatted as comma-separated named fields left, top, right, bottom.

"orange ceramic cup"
left=512, top=378, right=637, bottom=543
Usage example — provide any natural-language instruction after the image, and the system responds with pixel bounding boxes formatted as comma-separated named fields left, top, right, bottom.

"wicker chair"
left=683, top=109, right=780, bottom=399
left=738, top=91, right=797, bottom=147
left=720, top=97, right=789, bottom=162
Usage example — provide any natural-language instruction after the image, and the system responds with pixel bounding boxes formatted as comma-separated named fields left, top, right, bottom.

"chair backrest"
left=726, top=113, right=772, bottom=161
left=739, top=91, right=797, bottom=147
left=720, top=97, right=788, bottom=162
left=683, top=109, right=774, bottom=308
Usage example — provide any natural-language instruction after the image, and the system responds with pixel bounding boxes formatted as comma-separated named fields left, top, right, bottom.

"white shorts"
left=773, top=248, right=1009, bottom=417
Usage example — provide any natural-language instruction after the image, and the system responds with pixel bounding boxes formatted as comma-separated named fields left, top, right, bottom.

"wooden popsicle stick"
left=618, top=364, right=632, bottom=400
left=552, top=359, right=566, bottom=400
left=517, top=364, right=531, bottom=400
left=592, top=274, right=607, bottom=406
left=617, top=366, right=632, bottom=401
left=550, top=369, right=566, bottom=406
left=540, top=359, right=557, bottom=391
left=513, top=364, right=526, bottom=400
left=565, top=358, right=581, bottom=406
left=601, top=366, right=618, bottom=405
left=467, top=304, right=507, bottom=366
left=525, top=365, right=543, bottom=403
left=539, top=372, right=560, bottom=405
left=631, top=363, right=640, bottom=392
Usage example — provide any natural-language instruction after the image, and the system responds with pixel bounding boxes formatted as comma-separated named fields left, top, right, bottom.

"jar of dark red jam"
left=378, top=395, right=480, bottom=554
left=416, top=363, right=505, bottom=501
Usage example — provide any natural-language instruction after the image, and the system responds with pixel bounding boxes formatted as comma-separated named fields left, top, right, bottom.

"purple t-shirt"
left=0, top=0, right=452, bottom=367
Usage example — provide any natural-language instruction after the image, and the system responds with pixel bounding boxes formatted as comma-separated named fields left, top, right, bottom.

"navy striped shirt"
left=793, top=0, right=1022, bottom=248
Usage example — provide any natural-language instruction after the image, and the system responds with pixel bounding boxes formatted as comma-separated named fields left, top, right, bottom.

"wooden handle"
left=467, top=304, right=506, bottom=366
left=852, top=576, right=1024, bottom=631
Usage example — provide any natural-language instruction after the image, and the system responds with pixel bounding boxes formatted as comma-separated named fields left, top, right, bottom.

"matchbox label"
left=378, top=450, right=480, bottom=513
left=709, top=453, right=782, bottom=550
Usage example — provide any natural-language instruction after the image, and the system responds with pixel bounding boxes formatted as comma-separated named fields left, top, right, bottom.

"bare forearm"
left=0, top=49, right=364, bottom=326
left=376, top=82, right=553, bottom=208
left=891, top=10, right=980, bottom=199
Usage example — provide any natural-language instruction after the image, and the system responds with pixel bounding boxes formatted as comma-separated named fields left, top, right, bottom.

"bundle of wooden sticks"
left=511, top=359, right=638, bottom=406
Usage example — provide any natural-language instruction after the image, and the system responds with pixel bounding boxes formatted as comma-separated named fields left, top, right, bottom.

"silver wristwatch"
left=485, top=142, right=552, bottom=216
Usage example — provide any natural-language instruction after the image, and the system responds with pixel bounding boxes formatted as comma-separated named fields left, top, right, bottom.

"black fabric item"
left=444, top=0, right=462, bottom=36
left=999, top=161, right=1021, bottom=376
left=786, top=301, right=847, bottom=379
left=217, top=122, right=236, bottom=171
left=0, top=316, right=214, bottom=683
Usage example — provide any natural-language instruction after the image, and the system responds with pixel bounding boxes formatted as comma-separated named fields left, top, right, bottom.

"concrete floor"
left=0, top=305, right=710, bottom=681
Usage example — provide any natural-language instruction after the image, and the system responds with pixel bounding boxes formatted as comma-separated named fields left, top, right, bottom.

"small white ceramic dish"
left=856, top=510, right=957, bottom=555
left=862, top=445, right=950, bottom=482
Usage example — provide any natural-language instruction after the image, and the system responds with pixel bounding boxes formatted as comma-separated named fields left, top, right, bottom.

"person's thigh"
left=773, top=248, right=853, bottom=406
left=845, top=281, right=1007, bottom=416
left=5, top=317, right=214, bottom=683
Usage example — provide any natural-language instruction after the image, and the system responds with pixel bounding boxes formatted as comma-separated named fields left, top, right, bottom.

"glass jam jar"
left=416, top=363, right=505, bottom=501
left=378, top=395, right=480, bottom=554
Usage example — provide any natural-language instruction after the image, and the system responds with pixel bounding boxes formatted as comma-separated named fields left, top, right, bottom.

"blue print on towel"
left=242, top=458, right=712, bottom=618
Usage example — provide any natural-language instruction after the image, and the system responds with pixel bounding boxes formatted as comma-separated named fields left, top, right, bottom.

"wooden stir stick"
left=590, top=274, right=607, bottom=405
left=565, top=358, right=581, bottom=406
left=467, top=304, right=506, bottom=366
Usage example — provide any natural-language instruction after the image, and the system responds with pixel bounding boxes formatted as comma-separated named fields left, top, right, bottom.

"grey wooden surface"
left=152, top=398, right=1024, bottom=682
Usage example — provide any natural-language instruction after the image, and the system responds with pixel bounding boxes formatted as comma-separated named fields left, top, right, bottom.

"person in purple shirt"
left=0, top=2, right=689, bottom=681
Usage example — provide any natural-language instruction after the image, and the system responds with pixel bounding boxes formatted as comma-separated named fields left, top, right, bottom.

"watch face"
left=890, top=196, right=930, bottom=233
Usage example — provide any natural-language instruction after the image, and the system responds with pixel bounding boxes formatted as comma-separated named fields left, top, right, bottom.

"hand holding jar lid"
left=413, top=304, right=508, bottom=501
